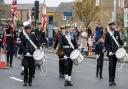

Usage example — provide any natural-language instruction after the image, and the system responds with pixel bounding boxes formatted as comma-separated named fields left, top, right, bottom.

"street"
left=0, top=52, right=128, bottom=89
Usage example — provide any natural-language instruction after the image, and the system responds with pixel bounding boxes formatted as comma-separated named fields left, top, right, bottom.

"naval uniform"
left=105, top=31, right=123, bottom=84
left=54, top=30, right=65, bottom=78
left=60, top=32, right=78, bottom=86
left=20, top=33, right=38, bottom=86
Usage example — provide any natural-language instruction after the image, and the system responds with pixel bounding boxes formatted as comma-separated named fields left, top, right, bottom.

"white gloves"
left=96, top=55, right=99, bottom=59
left=40, top=46, right=43, bottom=50
left=123, top=42, right=127, bottom=47
left=64, top=55, right=68, bottom=59
left=109, top=52, right=113, bottom=56
left=26, top=52, right=31, bottom=57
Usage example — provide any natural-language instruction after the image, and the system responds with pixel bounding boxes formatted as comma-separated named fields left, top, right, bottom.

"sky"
left=4, top=0, right=73, bottom=7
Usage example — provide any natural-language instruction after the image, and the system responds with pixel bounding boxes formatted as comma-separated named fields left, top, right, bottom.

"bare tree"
left=74, top=0, right=101, bottom=28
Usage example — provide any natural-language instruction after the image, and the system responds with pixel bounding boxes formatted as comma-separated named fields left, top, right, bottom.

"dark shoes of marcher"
left=59, top=74, right=65, bottom=78
left=64, top=80, right=73, bottom=86
left=109, top=82, right=117, bottom=86
left=23, top=82, right=32, bottom=86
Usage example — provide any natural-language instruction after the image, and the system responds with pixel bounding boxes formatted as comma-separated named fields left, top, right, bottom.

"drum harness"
left=109, top=31, right=127, bottom=71
left=23, top=29, right=48, bottom=76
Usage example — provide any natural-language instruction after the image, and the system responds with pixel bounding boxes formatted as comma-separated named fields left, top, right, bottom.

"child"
left=95, top=36, right=105, bottom=79
left=87, top=34, right=94, bottom=56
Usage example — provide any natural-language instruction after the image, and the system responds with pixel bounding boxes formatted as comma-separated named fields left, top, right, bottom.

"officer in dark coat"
left=60, top=25, right=78, bottom=86
left=20, top=22, right=38, bottom=86
left=34, top=22, right=47, bottom=47
left=95, top=36, right=105, bottom=79
left=105, top=21, right=123, bottom=86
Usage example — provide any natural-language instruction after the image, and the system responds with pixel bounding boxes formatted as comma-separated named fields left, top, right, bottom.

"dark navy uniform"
left=34, top=28, right=47, bottom=47
left=60, top=32, right=78, bottom=86
left=95, top=42, right=104, bottom=78
left=20, top=32, right=38, bottom=86
left=105, top=31, right=123, bottom=85
left=54, top=30, right=65, bottom=78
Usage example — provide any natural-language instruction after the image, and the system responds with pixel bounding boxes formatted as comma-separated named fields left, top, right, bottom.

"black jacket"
left=20, top=33, right=38, bottom=55
left=105, top=31, right=123, bottom=55
left=60, top=34, right=78, bottom=57
left=34, top=29, right=47, bottom=47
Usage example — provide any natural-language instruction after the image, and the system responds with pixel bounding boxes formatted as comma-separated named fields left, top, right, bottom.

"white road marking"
left=9, top=77, right=23, bottom=82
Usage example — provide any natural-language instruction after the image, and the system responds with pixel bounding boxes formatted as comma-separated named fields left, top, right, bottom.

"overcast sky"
left=4, top=0, right=73, bottom=7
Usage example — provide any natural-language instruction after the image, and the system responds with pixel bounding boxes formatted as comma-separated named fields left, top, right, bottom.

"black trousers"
left=96, top=56, right=104, bottom=77
left=109, top=55, right=117, bottom=82
left=64, top=58, right=73, bottom=76
left=7, top=51, right=13, bottom=65
left=22, top=56, right=35, bottom=83
left=58, top=55, right=65, bottom=75
left=96, top=64, right=103, bottom=77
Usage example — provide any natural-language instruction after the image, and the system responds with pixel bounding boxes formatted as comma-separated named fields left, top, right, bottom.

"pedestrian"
left=54, top=26, right=65, bottom=78
left=105, top=21, right=123, bottom=86
left=95, top=23, right=103, bottom=42
left=123, top=27, right=128, bottom=52
left=60, top=25, right=78, bottom=86
left=4, top=25, right=16, bottom=67
left=20, top=22, right=38, bottom=86
left=95, top=36, right=105, bottom=79
left=87, top=34, right=94, bottom=56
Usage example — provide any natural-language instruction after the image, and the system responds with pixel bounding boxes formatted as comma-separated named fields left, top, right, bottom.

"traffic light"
left=32, top=7, right=35, bottom=16
left=34, top=1, right=39, bottom=20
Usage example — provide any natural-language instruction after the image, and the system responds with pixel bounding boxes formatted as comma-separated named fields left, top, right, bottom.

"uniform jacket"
left=105, top=31, right=123, bottom=56
left=60, top=34, right=78, bottom=57
left=34, top=28, right=47, bottom=47
left=20, top=33, right=38, bottom=55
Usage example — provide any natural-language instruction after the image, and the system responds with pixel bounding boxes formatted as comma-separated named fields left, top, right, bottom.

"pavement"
left=0, top=52, right=128, bottom=89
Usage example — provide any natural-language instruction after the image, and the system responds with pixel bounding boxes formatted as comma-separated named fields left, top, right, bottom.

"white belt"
left=63, top=46, right=72, bottom=48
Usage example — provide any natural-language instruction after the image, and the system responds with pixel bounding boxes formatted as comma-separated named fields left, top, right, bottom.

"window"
left=96, top=0, right=100, bottom=6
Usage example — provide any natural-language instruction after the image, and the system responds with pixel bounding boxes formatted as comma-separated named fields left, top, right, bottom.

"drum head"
left=116, top=48, right=126, bottom=59
left=33, top=49, right=44, bottom=60
left=70, top=49, right=80, bottom=59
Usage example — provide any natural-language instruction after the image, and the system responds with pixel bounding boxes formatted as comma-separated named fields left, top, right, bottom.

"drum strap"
left=23, top=29, right=38, bottom=49
left=108, top=31, right=119, bottom=48
left=65, top=35, right=74, bottom=49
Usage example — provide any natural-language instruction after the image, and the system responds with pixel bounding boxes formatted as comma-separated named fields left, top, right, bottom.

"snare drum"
left=116, top=48, right=128, bottom=62
left=70, top=49, right=84, bottom=65
left=33, top=49, right=45, bottom=65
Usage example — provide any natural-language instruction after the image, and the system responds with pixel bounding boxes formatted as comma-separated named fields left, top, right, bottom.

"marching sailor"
left=54, top=26, right=65, bottom=78
left=105, top=21, right=123, bottom=86
left=60, top=25, right=78, bottom=86
left=20, top=22, right=38, bottom=86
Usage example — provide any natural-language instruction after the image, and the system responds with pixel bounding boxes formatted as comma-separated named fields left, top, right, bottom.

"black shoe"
left=20, top=71, right=24, bottom=75
left=68, top=81, right=73, bottom=86
left=23, top=83, right=27, bottom=86
left=112, top=82, right=117, bottom=85
left=109, top=82, right=113, bottom=86
left=28, top=83, right=32, bottom=86
left=64, top=80, right=68, bottom=86
left=59, top=74, right=64, bottom=78
left=96, top=75, right=98, bottom=77
left=100, top=76, right=103, bottom=79
left=10, top=64, right=13, bottom=67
